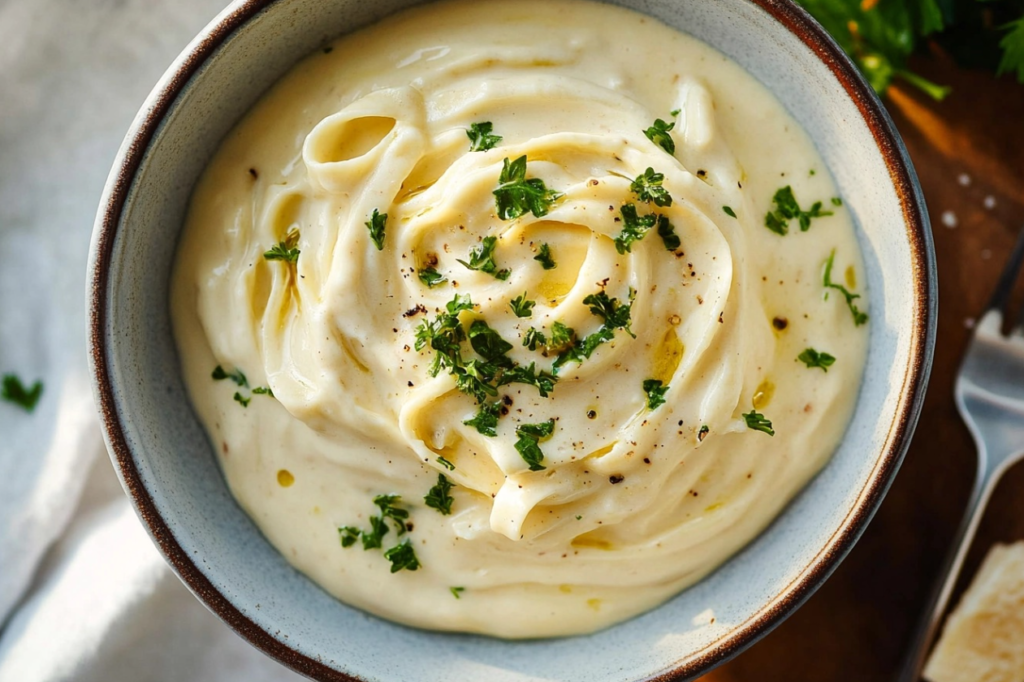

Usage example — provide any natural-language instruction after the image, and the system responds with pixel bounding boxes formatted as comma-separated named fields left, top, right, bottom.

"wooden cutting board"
left=702, top=56, right=1024, bottom=681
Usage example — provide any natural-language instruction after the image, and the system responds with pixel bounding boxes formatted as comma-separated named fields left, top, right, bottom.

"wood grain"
left=701, top=59, right=1024, bottom=682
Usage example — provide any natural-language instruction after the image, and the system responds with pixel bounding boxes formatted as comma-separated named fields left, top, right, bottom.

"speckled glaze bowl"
left=87, top=0, right=936, bottom=679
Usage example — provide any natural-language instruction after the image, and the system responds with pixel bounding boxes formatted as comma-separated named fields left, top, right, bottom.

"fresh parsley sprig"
left=534, top=243, right=556, bottom=270
left=630, top=168, right=673, bottom=207
left=458, top=236, right=510, bottom=280
left=464, top=400, right=503, bottom=436
left=614, top=203, right=657, bottom=254
left=643, top=118, right=676, bottom=155
left=509, top=293, right=535, bottom=318
left=514, top=419, right=555, bottom=471
left=1, top=374, right=43, bottom=412
left=743, top=410, right=775, bottom=436
left=552, top=291, right=634, bottom=371
left=339, top=494, right=414, bottom=566
left=264, top=230, right=300, bottom=263
left=823, top=250, right=869, bottom=326
left=493, top=156, right=561, bottom=221
left=798, top=347, right=837, bottom=371
left=424, top=473, right=455, bottom=515
left=383, top=540, right=421, bottom=573
left=642, top=379, right=669, bottom=410
left=656, top=215, right=681, bottom=251
left=366, top=209, right=387, bottom=250
left=467, top=121, right=502, bottom=152
left=418, top=267, right=447, bottom=288
left=764, top=186, right=833, bottom=236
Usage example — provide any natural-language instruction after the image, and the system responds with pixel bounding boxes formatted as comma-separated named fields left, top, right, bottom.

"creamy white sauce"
left=171, top=0, right=868, bottom=638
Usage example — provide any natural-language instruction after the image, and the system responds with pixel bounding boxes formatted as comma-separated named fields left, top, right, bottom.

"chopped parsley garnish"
left=383, top=540, right=421, bottom=573
left=338, top=526, right=361, bottom=548
left=553, top=291, right=634, bottom=371
left=437, top=456, right=455, bottom=471
left=643, top=118, right=676, bottom=155
left=213, top=365, right=248, bottom=387
left=831, top=197, right=843, bottom=207
left=630, top=167, right=673, bottom=207
left=493, top=155, right=561, bottom=221
left=263, top=230, right=300, bottom=263
left=798, top=347, right=836, bottom=371
left=252, top=386, right=274, bottom=397
left=548, top=322, right=577, bottom=354
left=823, top=250, right=869, bottom=326
left=614, top=203, right=657, bottom=254
left=534, top=243, right=556, bottom=270
left=523, top=327, right=547, bottom=351
left=514, top=419, right=555, bottom=471
left=509, top=293, right=535, bottom=318
left=467, top=121, right=502, bottom=152
left=415, top=293, right=475, bottom=377
left=463, top=400, right=502, bottom=436
left=365, top=209, right=388, bottom=250
left=657, top=215, right=681, bottom=251
left=1, top=374, right=43, bottom=412
left=373, top=494, right=410, bottom=537
left=583, top=291, right=635, bottom=337
left=642, top=379, right=669, bottom=410
left=458, top=235, right=510, bottom=280
left=497, top=362, right=557, bottom=397
left=469, top=320, right=514, bottom=366
left=418, top=267, right=447, bottom=287
left=670, top=108, right=681, bottom=117
left=722, top=206, right=737, bottom=218
left=764, top=186, right=833, bottom=235
left=743, top=410, right=775, bottom=436
left=424, top=473, right=455, bottom=515
left=450, top=586, right=465, bottom=599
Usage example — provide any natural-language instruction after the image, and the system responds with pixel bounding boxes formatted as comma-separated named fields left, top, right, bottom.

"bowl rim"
left=86, top=0, right=937, bottom=679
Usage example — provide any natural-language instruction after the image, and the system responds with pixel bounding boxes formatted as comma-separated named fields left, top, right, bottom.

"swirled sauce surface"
left=171, top=0, right=869, bottom=638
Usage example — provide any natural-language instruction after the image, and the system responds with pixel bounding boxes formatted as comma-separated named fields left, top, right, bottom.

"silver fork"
left=898, top=226, right=1024, bottom=682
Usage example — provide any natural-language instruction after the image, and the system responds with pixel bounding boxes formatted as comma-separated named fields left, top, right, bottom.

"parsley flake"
left=497, top=362, right=557, bottom=397
left=366, top=209, right=387, bottom=250
left=437, top=456, right=455, bottom=471
left=464, top=400, right=503, bottom=437
left=213, top=365, right=248, bottom=387
left=383, top=540, right=421, bottom=573
left=232, top=392, right=250, bottom=407
left=1, top=374, right=43, bottom=412
left=642, top=379, right=669, bottom=410
left=584, top=291, right=635, bottom=337
left=722, top=206, right=737, bottom=218
left=553, top=291, right=634, bottom=371
left=418, top=267, right=447, bottom=288
left=534, top=243, right=556, bottom=270
left=643, top=118, right=676, bottom=155
left=614, top=203, right=657, bottom=254
left=764, top=186, right=833, bottom=235
left=514, top=419, right=555, bottom=471
left=523, top=327, right=547, bottom=351
left=743, top=410, right=775, bottom=436
left=424, top=473, right=455, bottom=515
left=493, top=155, right=561, bottom=221
left=510, top=293, right=535, bottom=318
left=657, top=215, right=681, bottom=251
left=450, top=586, right=465, bottom=599
left=263, top=230, right=300, bottom=263
left=252, top=386, right=274, bottom=397
left=823, top=250, right=869, bottom=326
left=468, top=320, right=514, bottom=365
left=630, top=167, right=673, bottom=207
left=798, top=347, right=837, bottom=371
left=458, top=235, right=510, bottom=280
left=467, top=121, right=502, bottom=152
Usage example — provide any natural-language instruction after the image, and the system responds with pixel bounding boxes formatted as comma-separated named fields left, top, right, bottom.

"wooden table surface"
left=701, top=58, right=1024, bottom=681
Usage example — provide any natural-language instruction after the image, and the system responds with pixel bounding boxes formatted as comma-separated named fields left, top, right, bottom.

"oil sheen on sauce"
left=170, top=0, right=869, bottom=638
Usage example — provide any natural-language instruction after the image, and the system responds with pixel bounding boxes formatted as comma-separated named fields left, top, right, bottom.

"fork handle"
left=896, top=464, right=1002, bottom=682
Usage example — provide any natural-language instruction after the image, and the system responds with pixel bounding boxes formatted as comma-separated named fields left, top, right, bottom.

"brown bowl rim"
left=87, top=0, right=936, bottom=680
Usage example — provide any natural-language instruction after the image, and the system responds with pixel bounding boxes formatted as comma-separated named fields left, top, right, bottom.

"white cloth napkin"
left=0, top=0, right=304, bottom=679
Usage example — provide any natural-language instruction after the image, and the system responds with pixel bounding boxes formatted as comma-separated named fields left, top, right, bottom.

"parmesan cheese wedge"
left=924, top=542, right=1024, bottom=682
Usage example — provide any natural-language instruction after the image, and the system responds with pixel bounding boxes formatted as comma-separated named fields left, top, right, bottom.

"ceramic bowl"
left=87, top=0, right=936, bottom=679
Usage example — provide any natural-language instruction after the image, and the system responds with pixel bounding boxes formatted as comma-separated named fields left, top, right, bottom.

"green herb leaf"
left=361, top=515, right=389, bottom=550
left=643, top=118, right=676, bottom=155
left=614, top=203, right=658, bottom=254
left=418, top=267, right=447, bottom=288
left=252, top=386, right=274, bottom=397
left=425, top=473, right=455, bottom=515
left=233, top=392, right=251, bottom=408
left=823, top=250, right=869, bottom=326
left=722, top=206, right=737, bottom=218
left=523, top=327, right=547, bottom=351
left=510, top=293, right=536, bottom=318
left=366, top=209, right=387, bottom=251
left=458, top=235, right=510, bottom=280
left=437, top=456, right=455, bottom=471
left=1, top=374, right=43, bottom=412
left=514, top=419, right=555, bottom=471
left=698, top=425, right=709, bottom=442
left=630, top=167, right=673, bottom=207
left=497, top=362, right=557, bottom=397
left=642, top=379, right=669, bottom=410
left=657, top=215, right=681, bottom=251
left=547, top=322, right=577, bottom=354
left=450, top=586, right=465, bottom=599
left=493, top=155, right=561, bottom=221
left=534, top=243, right=556, bottom=270
left=831, top=197, right=844, bottom=207
left=464, top=400, right=503, bottom=437
left=467, top=121, right=502, bottom=152
left=743, top=410, right=775, bottom=436
left=212, top=365, right=248, bottom=387
left=583, top=291, right=634, bottom=337
left=468, top=320, right=514, bottom=366
left=996, top=17, right=1024, bottom=82
left=383, top=540, right=421, bottom=573
left=764, top=185, right=833, bottom=236
left=338, top=526, right=361, bottom=548
left=264, top=230, right=300, bottom=262
left=374, top=494, right=410, bottom=535
left=798, top=347, right=837, bottom=371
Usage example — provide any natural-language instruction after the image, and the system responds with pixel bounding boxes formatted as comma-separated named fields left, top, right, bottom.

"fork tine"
left=986, top=226, right=1024, bottom=314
